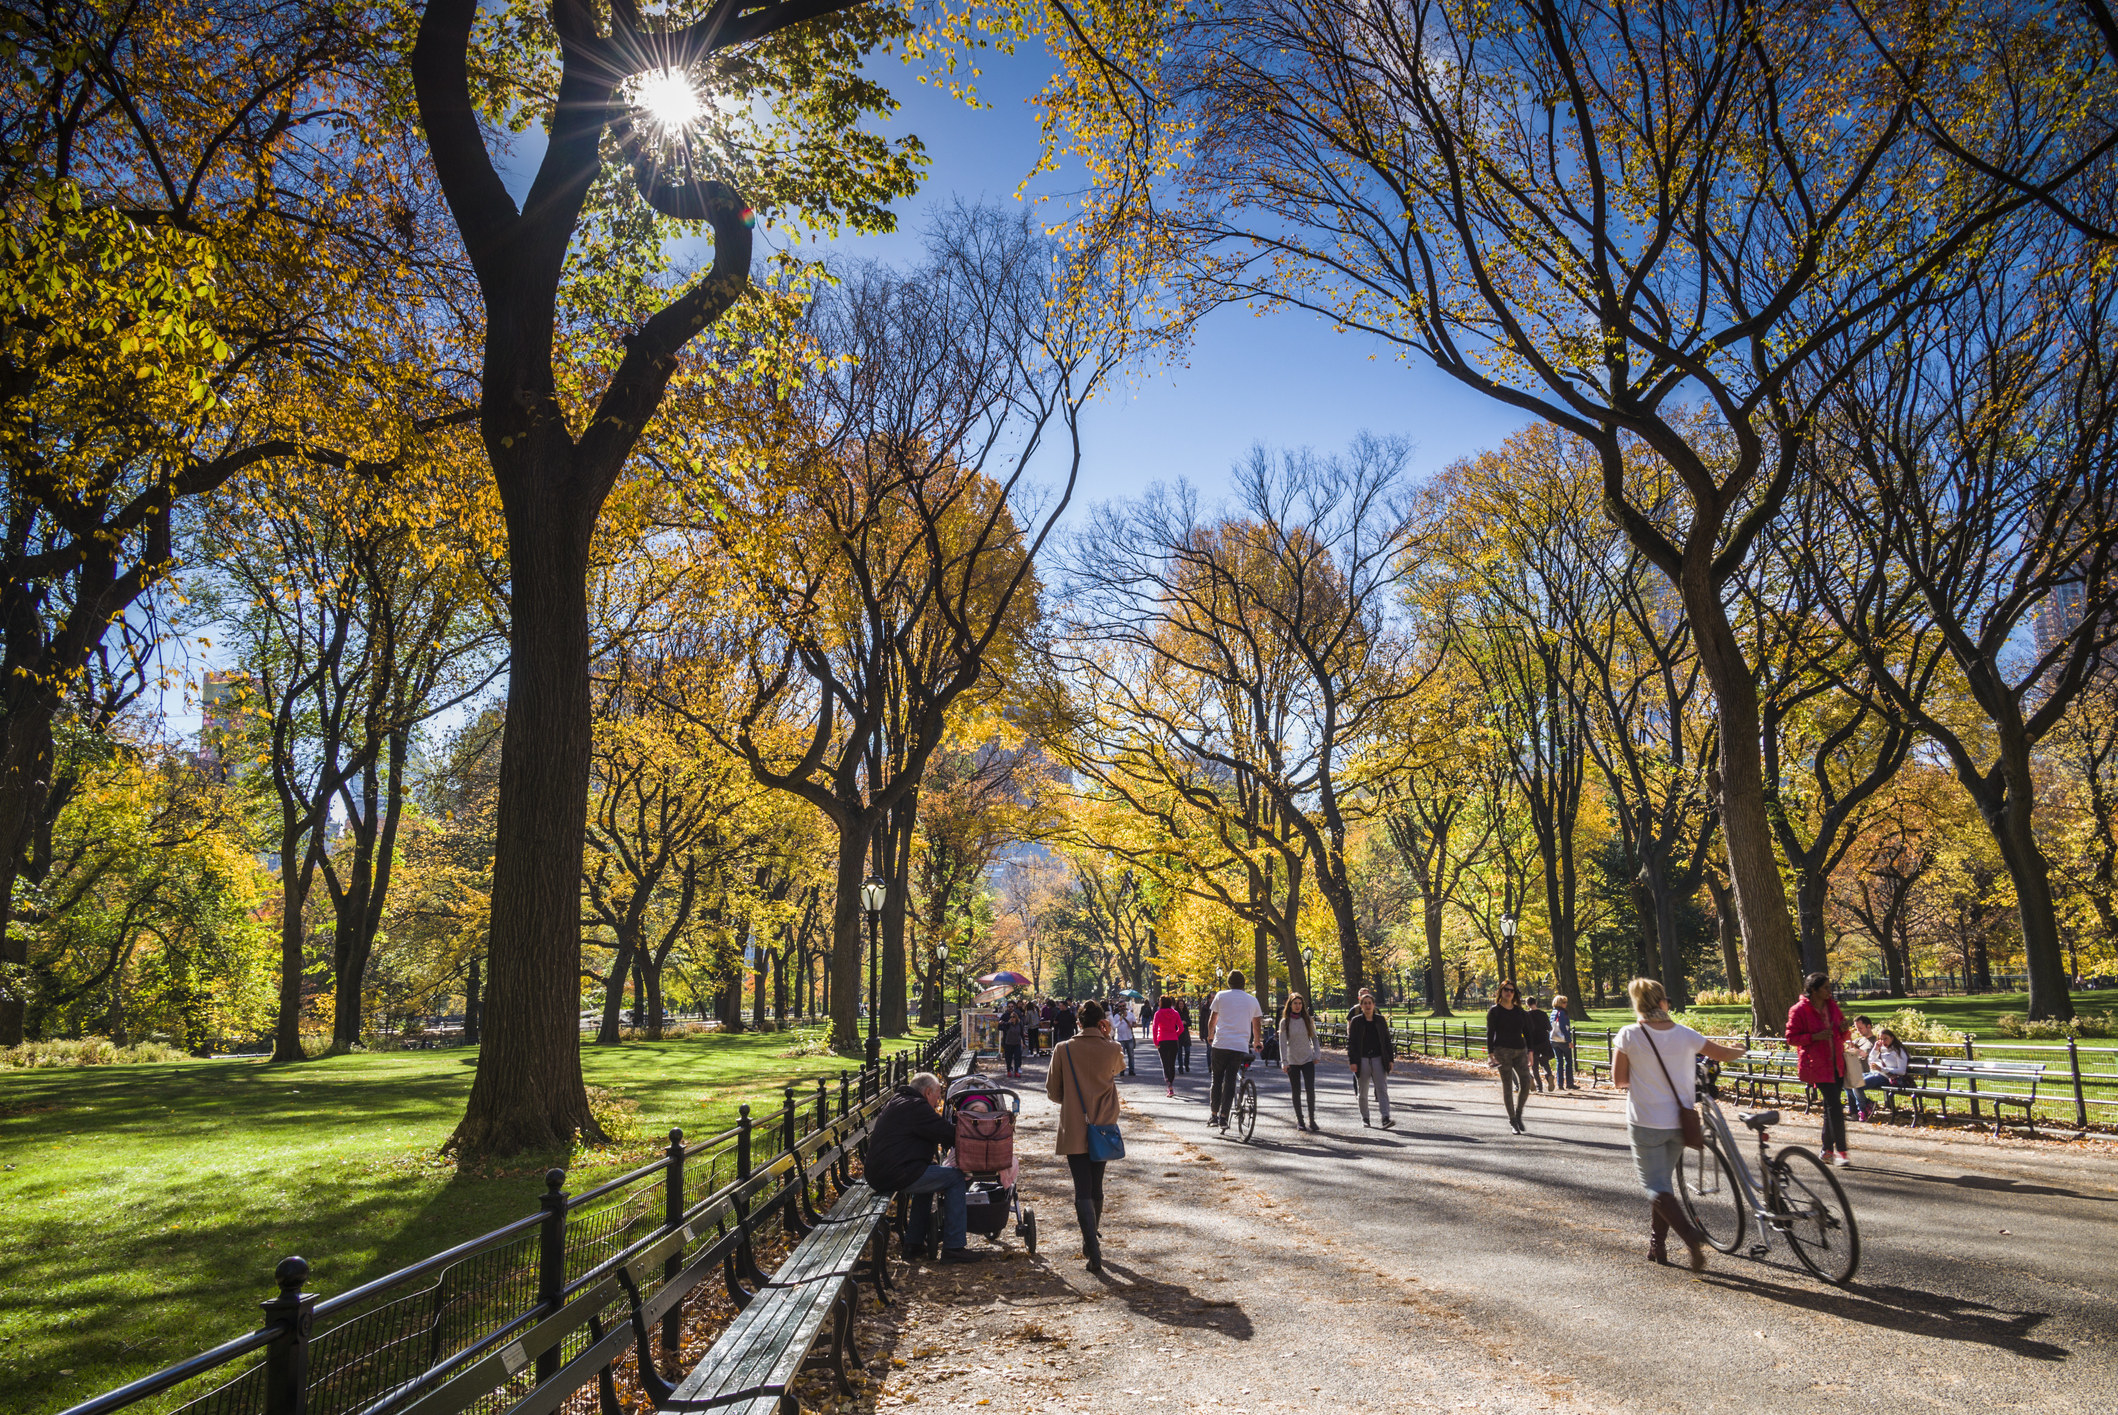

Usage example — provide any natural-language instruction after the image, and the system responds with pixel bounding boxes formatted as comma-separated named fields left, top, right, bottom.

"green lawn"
left=0, top=1029, right=933, bottom=1415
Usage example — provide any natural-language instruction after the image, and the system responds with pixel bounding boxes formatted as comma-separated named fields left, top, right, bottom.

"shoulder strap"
left=1640, top=1025, right=1683, bottom=1096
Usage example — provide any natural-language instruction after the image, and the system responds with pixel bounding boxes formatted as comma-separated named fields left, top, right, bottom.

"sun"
left=631, top=68, right=703, bottom=133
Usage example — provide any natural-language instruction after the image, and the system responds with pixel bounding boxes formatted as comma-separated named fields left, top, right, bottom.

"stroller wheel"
left=1021, top=1208, right=1037, bottom=1257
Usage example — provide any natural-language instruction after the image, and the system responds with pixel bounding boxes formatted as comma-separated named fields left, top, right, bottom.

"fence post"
left=661, top=1129, right=684, bottom=1362
left=2068, top=1036, right=2088, bottom=1129
left=260, top=1257, right=314, bottom=1415
left=1963, top=1033, right=1981, bottom=1125
left=536, top=1169, right=568, bottom=1381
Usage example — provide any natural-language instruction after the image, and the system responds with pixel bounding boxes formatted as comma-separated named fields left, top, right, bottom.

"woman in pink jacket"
left=1785, top=972, right=1853, bottom=1168
left=1150, top=996, right=1186, bottom=1097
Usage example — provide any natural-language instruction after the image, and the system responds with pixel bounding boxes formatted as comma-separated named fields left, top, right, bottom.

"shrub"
left=1994, top=1011, right=2118, bottom=1040
left=1, top=1037, right=189, bottom=1068
left=1878, top=1009, right=1963, bottom=1044
left=778, top=1029, right=835, bottom=1059
left=581, top=1085, right=645, bottom=1150
left=1692, top=988, right=1751, bottom=1007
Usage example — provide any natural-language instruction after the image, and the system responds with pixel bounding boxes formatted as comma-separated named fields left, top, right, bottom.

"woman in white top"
left=1611, top=977, right=1748, bottom=1271
left=1110, top=1002, right=1137, bottom=1077
left=1278, top=994, right=1321, bottom=1132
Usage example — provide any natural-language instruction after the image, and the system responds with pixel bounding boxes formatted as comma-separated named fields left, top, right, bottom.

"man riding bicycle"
left=1205, top=971, right=1264, bottom=1129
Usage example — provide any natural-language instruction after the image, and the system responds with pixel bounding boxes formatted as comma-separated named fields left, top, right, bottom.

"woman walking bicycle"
left=1279, top=993, right=1321, bottom=1132
left=1786, top=974, right=1855, bottom=1167
left=1486, top=982, right=1536, bottom=1133
left=1612, top=977, right=1748, bottom=1271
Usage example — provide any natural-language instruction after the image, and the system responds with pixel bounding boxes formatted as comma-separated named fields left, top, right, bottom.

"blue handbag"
left=1064, top=1043, right=1126, bottom=1161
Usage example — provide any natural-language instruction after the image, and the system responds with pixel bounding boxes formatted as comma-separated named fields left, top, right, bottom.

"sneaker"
left=1380, top=1118, right=1397, bottom=1129
left=1166, top=1086, right=1174, bottom=1097
left=938, top=1248, right=983, bottom=1265
left=1831, top=1151, right=1852, bottom=1168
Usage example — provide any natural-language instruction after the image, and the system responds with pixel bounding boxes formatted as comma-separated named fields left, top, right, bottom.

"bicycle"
left=1679, top=1058, right=1861, bottom=1285
left=1225, top=1054, right=1259, bottom=1142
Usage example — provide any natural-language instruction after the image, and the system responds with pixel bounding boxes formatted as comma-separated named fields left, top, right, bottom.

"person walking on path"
left=1205, top=971, right=1265, bottom=1129
left=1551, top=995, right=1577, bottom=1089
left=1150, top=996, right=1185, bottom=1095
left=1612, top=978, right=1748, bottom=1271
left=1112, top=1003, right=1138, bottom=1076
left=1048, top=1000, right=1127, bottom=1274
left=1345, top=989, right=1397, bottom=1128
left=1174, top=996, right=1195, bottom=1074
left=1787, top=973, right=1855, bottom=1167
left=1486, top=982, right=1536, bottom=1133
left=1279, top=993, right=1321, bottom=1131
left=1052, top=999, right=1079, bottom=1047
left=999, top=1005, right=1028, bottom=1079
left=1525, top=996, right=1556, bottom=1093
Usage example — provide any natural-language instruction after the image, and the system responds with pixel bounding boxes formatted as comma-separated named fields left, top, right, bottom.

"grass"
left=0, top=1028, right=935, bottom=1415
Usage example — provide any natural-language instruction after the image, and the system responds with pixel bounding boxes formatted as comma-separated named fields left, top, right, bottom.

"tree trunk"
left=0, top=682, right=60, bottom=1045
left=1541, top=846, right=1589, bottom=1021
left=271, top=828, right=311, bottom=1064
left=1687, top=596, right=1804, bottom=1032
left=1705, top=872, right=1744, bottom=995
left=829, top=818, right=869, bottom=1052
left=1649, top=858, right=1684, bottom=1008
left=596, top=941, right=631, bottom=1045
left=1985, top=755, right=2074, bottom=1019
left=1423, top=896, right=1451, bottom=1016
left=645, top=963, right=665, bottom=1041
left=464, top=955, right=481, bottom=1043
left=447, top=492, right=603, bottom=1154
left=1792, top=866, right=1830, bottom=979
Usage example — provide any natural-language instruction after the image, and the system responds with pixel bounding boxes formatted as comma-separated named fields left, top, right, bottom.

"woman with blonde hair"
left=1612, top=977, right=1748, bottom=1270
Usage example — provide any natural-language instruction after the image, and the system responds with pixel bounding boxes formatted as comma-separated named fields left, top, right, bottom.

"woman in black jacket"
left=1486, top=982, right=1535, bottom=1133
left=1345, top=991, right=1397, bottom=1128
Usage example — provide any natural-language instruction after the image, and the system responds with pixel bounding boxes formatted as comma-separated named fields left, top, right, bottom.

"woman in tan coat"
left=1047, top=999, right=1127, bottom=1273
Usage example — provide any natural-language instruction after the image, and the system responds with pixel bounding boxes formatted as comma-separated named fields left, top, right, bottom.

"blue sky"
left=693, top=43, right=1527, bottom=514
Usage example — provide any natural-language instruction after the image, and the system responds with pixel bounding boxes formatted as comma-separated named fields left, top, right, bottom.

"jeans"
left=1629, top=1124, right=1685, bottom=1197
left=1120, top=1039, right=1136, bottom=1075
left=1554, top=1041, right=1576, bottom=1088
left=1067, top=1153, right=1107, bottom=1261
left=1003, top=1044, right=1024, bottom=1075
left=1177, top=1037, right=1192, bottom=1073
left=1859, top=1072, right=1899, bottom=1109
left=1156, top=1040, right=1180, bottom=1085
left=1285, top=1060, right=1316, bottom=1125
left=899, top=1164, right=968, bottom=1250
left=1209, top=1047, right=1248, bottom=1120
left=1494, top=1046, right=1532, bottom=1124
left=1354, top=1056, right=1392, bottom=1122
left=1816, top=1080, right=1848, bottom=1152
left=1532, top=1049, right=1556, bottom=1090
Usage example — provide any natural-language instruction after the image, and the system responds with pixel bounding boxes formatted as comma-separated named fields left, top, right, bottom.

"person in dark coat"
left=866, top=1073, right=979, bottom=1263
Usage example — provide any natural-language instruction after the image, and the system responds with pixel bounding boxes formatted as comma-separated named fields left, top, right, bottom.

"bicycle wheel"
left=1773, top=1146, right=1860, bottom=1286
left=1679, top=1133, right=1747, bottom=1254
left=1235, top=1077, right=1257, bottom=1142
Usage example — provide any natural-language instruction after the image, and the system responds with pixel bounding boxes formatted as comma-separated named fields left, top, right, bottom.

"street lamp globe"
left=860, top=878, right=887, bottom=913
left=1500, top=915, right=1516, bottom=939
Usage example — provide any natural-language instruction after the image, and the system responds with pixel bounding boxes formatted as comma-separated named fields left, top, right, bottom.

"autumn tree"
left=0, top=0, right=461, bottom=1044
left=1056, top=438, right=1428, bottom=997
left=669, top=208, right=1130, bottom=1054
left=1035, top=0, right=2069, bottom=1029
left=1805, top=219, right=2118, bottom=1019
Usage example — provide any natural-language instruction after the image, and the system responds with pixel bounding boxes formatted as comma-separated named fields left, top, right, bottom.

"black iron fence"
left=58, top=1024, right=961, bottom=1415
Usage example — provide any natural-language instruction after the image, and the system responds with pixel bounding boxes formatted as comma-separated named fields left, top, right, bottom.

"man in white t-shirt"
left=1204, top=971, right=1265, bottom=1128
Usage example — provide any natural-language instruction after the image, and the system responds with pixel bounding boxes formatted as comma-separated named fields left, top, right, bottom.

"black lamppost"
left=1300, top=946, right=1314, bottom=1008
left=1501, top=915, right=1517, bottom=986
left=861, top=876, right=886, bottom=1065
left=934, top=944, right=949, bottom=1018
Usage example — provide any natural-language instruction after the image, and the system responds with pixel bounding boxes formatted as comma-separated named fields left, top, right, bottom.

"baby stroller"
left=930, top=1073, right=1036, bottom=1257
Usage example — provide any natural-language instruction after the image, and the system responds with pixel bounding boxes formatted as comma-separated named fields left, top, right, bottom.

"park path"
left=834, top=1039, right=2118, bottom=1415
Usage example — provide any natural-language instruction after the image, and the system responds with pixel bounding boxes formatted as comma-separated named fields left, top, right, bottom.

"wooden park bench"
left=1873, top=1058, right=2048, bottom=1136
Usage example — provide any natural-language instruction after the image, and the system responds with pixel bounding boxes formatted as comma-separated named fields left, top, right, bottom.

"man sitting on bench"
left=866, top=1071, right=980, bottom=1266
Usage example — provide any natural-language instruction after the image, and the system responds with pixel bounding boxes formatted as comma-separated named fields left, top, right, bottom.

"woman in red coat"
left=1785, top=973, right=1853, bottom=1168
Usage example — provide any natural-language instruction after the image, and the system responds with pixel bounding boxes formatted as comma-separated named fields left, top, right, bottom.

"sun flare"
left=632, top=68, right=703, bottom=132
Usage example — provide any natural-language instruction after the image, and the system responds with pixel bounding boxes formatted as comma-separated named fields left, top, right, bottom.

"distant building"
left=198, top=670, right=249, bottom=778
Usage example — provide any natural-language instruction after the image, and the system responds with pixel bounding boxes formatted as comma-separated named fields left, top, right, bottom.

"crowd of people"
left=872, top=967, right=1908, bottom=1278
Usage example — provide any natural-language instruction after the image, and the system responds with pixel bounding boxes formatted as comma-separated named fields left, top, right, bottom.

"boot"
left=1652, top=1192, right=1707, bottom=1272
left=1648, top=1201, right=1669, bottom=1265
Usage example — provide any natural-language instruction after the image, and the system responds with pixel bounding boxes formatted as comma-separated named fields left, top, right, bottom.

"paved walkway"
left=831, top=1043, right=2118, bottom=1414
